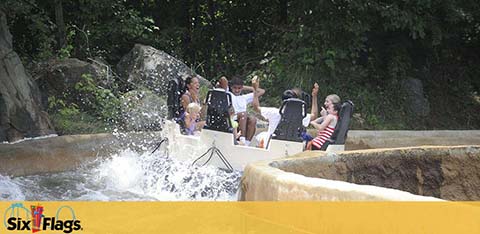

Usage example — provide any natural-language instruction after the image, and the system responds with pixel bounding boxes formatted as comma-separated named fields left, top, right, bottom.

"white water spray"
left=1, top=146, right=241, bottom=201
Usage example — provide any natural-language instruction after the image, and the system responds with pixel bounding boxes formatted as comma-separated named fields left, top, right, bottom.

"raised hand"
left=252, top=75, right=259, bottom=90
left=320, top=106, right=327, bottom=117
left=312, top=82, right=319, bottom=96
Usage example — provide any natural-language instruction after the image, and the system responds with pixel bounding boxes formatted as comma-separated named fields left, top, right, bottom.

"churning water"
left=0, top=147, right=242, bottom=201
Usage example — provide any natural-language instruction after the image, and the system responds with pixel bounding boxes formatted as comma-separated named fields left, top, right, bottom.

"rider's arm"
left=310, top=114, right=333, bottom=131
left=251, top=77, right=261, bottom=114
left=244, top=85, right=265, bottom=97
left=310, top=83, right=319, bottom=120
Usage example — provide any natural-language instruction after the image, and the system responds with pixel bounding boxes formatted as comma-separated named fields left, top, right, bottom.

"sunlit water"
left=0, top=148, right=242, bottom=201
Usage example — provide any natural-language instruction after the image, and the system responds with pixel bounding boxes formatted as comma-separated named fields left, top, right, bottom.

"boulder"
left=35, top=58, right=112, bottom=106
left=116, top=44, right=211, bottom=96
left=0, top=10, right=55, bottom=142
left=119, top=89, right=167, bottom=131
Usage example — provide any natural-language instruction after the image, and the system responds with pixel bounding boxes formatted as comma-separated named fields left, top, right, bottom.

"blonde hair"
left=186, top=102, right=201, bottom=114
left=326, top=94, right=341, bottom=104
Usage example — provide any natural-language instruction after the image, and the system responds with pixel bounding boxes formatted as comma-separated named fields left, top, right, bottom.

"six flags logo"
left=3, top=203, right=82, bottom=233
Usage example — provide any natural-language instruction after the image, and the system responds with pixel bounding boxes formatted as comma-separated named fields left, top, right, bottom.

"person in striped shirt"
left=307, top=102, right=342, bottom=150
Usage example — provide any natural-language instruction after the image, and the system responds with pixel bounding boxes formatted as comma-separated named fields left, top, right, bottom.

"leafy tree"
left=3, top=0, right=480, bottom=130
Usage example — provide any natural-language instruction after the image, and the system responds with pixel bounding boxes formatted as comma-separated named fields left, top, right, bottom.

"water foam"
left=0, top=175, right=25, bottom=200
left=6, top=148, right=241, bottom=201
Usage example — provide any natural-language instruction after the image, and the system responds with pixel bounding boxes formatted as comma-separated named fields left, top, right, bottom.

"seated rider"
left=307, top=102, right=341, bottom=150
left=180, top=75, right=205, bottom=133
left=184, top=102, right=204, bottom=135
left=251, top=76, right=319, bottom=148
left=181, top=75, right=201, bottom=110
left=216, top=76, right=265, bottom=145
left=303, top=94, right=341, bottom=143
left=320, top=94, right=341, bottom=118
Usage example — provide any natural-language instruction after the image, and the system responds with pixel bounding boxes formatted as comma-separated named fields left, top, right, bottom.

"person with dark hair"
left=181, top=75, right=201, bottom=111
left=251, top=76, right=318, bottom=148
left=228, top=76, right=265, bottom=146
left=216, top=76, right=229, bottom=91
left=180, top=75, right=205, bottom=134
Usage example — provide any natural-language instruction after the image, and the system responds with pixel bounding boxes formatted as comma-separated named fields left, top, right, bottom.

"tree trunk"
left=188, top=0, right=200, bottom=64
left=207, top=0, right=219, bottom=76
left=54, top=0, right=66, bottom=50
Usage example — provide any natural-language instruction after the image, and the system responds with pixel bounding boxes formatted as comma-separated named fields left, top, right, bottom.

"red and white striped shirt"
left=311, top=115, right=338, bottom=149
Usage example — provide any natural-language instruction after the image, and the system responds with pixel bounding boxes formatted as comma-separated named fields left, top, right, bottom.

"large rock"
left=35, top=58, right=111, bottom=106
left=116, top=44, right=211, bottom=95
left=0, top=10, right=55, bottom=142
left=120, top=89, right=167, bottom=131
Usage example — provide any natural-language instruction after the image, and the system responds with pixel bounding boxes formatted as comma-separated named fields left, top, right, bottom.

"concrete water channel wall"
left=344, top=130, right=480, bottom=150
left=0, top=132, right=161, bottom=176
left=1, top=130, right=479, bottom=201
left=239, top=130, right=480, bottom=201
left=240, top=146, right=480, bottom=201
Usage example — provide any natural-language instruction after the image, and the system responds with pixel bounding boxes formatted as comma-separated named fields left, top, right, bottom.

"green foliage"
left=3, top=0, right=56, bottom=61
left=6, top=0, right=480, bottom=130
left=46, top=73, right=122, bottom=134
left=47, top=96, right=110, bottom=134
left=58, top=28, right=76, bottom=59
left=50, top=110, right=111, bottom=135
left=198, top=85, right=210, bottom=103
left=74, top=74, right=121, bottom=124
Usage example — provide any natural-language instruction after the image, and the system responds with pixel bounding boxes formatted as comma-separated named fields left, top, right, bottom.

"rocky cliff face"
left=116, top=44, right=212, bottom=130
left=116, top=44, right=211, bottom=95
left=35, top=58, right=111, bottom=108
left=0, top=10, right=55, bottom=142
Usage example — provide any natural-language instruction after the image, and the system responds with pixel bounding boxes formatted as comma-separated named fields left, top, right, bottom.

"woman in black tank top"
left=181, top=76, right=201, bottom=111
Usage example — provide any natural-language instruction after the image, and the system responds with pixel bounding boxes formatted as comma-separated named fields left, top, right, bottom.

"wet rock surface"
left=116, top=44, right=211, bottom=95
left=120, top=89, right=167, bottom=131
left=0, top=10, right=55, bottom=142
left=35, top=58, right=111, bottom=106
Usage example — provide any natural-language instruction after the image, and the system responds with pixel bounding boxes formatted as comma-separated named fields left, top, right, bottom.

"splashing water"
left=0, top=53, right=243, bottom=201
left=0, top=148, right=242, bottom=201
left=0, top=175, right=25, bottom=200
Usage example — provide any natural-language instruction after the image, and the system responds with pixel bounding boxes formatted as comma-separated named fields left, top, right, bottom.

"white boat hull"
left=164, top=121, right=304, bottom=171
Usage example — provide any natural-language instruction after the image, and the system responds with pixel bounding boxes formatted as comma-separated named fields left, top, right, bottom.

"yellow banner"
left=1, top=202, right=479, bottom=234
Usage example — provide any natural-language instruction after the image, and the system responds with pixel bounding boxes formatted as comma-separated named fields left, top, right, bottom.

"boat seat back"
left=167, top=77, right=186, bottom=120
left=204, top=89, right=233, bottom=133
left=299, top=91, right=312, bottom=112
left=273, top=98, right=307, bottom=142
left=320, top=100, right=354, bottom=150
